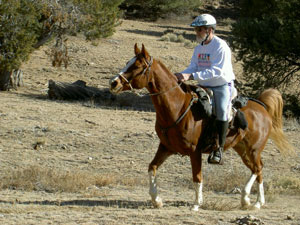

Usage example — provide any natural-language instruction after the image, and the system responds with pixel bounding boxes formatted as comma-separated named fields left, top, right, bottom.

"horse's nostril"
left=110, top=81, right=117, bottom=89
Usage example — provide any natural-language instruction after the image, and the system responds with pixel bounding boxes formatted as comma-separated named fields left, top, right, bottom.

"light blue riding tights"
left=209, top=81, right=234, bottom=122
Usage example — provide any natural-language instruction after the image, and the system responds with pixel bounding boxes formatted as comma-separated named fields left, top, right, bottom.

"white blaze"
left=109, top=57, right=137, bottom=86
left=119, top=57, right=137, bottom=75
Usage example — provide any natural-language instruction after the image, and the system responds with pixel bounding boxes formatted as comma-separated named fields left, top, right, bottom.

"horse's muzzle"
left=109, top=76, right=122, bottom=94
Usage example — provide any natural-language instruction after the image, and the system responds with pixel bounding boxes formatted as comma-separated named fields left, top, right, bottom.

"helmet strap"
left=201, top=32, right=210, bottom=45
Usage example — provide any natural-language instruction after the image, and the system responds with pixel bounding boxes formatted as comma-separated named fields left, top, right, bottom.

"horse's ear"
left=141, top=44, right=150, bottom=61
left=134, top=43, right=141, bottom=56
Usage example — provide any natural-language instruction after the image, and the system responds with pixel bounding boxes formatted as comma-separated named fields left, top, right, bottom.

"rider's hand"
left=175, top=73, right=193, bottom=82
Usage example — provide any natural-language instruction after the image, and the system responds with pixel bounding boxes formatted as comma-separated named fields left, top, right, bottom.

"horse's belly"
left=157, top=132, right=196, bottom=155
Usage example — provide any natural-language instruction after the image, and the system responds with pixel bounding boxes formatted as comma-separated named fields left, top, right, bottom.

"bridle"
left=118, top=56, right=153, bottom=93
left=118, top=56, right=182, bottom=97
left=116, top=54, right=198, bottom=137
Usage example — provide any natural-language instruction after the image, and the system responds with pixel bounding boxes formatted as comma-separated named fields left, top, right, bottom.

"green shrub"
left=231, top=0, right=300, bottom=109
left=160, top=32, right=197, bottom=48
left=73, top=0, right=124, bottom=40
left=0, top=0, right=124, bottom=90
left=0, top=0, right=46, bottom=72
left=120, top=0, right=202, bottom=20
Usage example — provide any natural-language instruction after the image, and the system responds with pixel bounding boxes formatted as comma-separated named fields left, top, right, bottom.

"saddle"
left=180, top=83, right=249, bottom=154
left=231, top=95, right=249, bottom=130
left=180, top=83, right=248, bottom=130
left=191, top=86, right=248, bottom=130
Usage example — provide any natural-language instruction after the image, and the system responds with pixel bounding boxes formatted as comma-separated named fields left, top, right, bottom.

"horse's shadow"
left=0, top=199, right=190, bottom=209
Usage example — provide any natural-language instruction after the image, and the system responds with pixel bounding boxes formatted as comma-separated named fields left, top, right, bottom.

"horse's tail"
left=258, top=88, right=294, bottom=154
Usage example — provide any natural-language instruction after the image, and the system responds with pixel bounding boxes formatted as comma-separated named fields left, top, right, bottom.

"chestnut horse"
left=109, top=44, right=294, bottom=211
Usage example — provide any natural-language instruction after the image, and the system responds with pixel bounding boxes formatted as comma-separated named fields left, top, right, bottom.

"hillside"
left=0, top=16, right=300, bottom=225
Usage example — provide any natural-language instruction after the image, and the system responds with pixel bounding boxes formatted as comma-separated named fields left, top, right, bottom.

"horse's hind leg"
left=254, top=168, right=265, bottom=209
left=242, top=173, right=257, bottom=207
left=234, top=144, right=265, bottom=209
left=148, top=143, right=173, bottom=208
left=242, top=173, right=265, bottom=209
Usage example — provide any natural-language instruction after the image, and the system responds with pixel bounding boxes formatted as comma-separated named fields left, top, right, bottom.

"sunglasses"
left=194, top=27, right=207, bottom=32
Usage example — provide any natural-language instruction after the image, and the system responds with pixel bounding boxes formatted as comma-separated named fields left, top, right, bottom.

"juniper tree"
left=120, top=0, right=202, bottom=20
left=0, top=0, right=123, bottom=90
left=231, top=0, right=300, bottom=99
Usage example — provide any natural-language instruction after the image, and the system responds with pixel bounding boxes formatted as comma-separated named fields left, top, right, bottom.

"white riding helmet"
left=191, top=14, right=217, bottom=30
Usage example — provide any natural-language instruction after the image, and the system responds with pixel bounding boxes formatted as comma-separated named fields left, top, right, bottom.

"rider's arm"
left=181, top=48, right=198, bottom=74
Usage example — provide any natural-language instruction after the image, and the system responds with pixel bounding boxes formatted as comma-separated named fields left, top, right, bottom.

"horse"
left=109, top=44, right=294, bottom=211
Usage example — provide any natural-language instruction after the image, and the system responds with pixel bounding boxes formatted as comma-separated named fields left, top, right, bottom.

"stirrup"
left=208, top=148, right=223, bottom=165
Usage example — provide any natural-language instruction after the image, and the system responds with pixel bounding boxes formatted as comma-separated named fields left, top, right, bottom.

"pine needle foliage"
left=120, top=0, right=202, bottom=21
left=0, top=0, right=47, bottom=72
left=73, top=0, right=123, bottom=40
left=231, top=0, right=300, bottom=99
left=0, top=0, right=123, bottom=90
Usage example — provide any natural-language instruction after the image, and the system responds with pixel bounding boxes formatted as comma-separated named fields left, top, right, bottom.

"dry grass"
left=202, top=198, right=240, bottom=211
left=263, top=175, right=300, bottom=203
left=205, top=170, right=300, bottom=195
left=0, top=165, right=146, bottom=193
left=2, top=164, right=298, bottom=198
left=160, top=32, right=197, bottom=49
left=267, top=175, right=300, bottom=195
left=283, top=117, right=300, bottom=131
left=204, top=169, right=247, bottom=193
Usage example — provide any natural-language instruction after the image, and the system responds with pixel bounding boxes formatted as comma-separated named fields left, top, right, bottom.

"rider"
left=175, top=14, right=235, bottom=164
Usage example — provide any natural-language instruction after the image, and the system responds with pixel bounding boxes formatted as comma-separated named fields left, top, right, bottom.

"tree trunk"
left=0, top=69, right=24, bottom=91
left=0, top=70, right=11, bottom=91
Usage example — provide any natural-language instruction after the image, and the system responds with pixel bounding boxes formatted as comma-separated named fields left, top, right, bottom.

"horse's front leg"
left=190, top=150, right=203, bottom=211
left=148, top=143, right=173, bottom=208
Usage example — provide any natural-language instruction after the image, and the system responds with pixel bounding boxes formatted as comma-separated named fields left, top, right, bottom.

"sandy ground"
left=0, top=17, right=300, bottom=225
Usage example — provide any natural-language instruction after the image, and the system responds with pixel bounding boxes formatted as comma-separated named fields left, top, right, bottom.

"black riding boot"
left=208, top=120, right=228, bottom=164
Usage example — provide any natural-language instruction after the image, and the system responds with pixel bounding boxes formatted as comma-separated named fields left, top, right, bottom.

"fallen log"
left=47, top=79, right=154, bottom=110
left=47, top=79, right=115, bottom=101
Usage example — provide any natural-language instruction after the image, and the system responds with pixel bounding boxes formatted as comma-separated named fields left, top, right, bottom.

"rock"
left=33, top=139, right=46, bottom=150
left=286, top=215, right=293, bottom=220
left=232, top=214, right=265, bottom=225
left=230, top=187, right=242, bottom=194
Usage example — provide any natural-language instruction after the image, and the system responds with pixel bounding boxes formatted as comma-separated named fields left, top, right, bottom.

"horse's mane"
left=155, top=60, right=199, bottom=94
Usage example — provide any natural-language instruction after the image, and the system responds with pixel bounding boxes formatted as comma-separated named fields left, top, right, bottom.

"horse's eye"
left=201, top=96, right=208, bottom=100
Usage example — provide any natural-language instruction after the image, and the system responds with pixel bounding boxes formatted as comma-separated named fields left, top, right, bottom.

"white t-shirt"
left=181, top=36, right=235, bottom=87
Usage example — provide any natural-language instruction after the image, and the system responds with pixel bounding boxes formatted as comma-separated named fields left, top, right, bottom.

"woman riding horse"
left=109, top=44, right=294, bottom=211
left=176, top=14, right=235, bottom=165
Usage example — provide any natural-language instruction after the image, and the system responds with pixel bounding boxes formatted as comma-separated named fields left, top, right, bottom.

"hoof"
left=241, top=196, right=251, bottom=207
left=191, top=205, right=199, bottom=211
left=254, top=202, right=264, bottom=209
left=152, top=196, right=163, bottom=208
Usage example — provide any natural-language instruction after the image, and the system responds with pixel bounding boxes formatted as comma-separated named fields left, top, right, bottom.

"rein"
left=160, top=95, right=198, bottom=135
left=141, top=81, right=183, bottom=97
left=119, top=55, right=198, bottom=136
